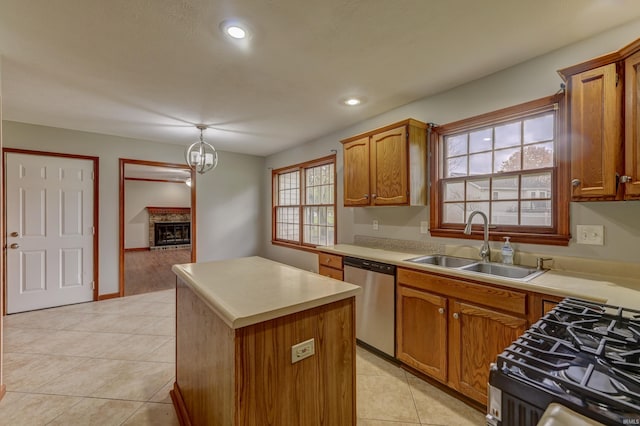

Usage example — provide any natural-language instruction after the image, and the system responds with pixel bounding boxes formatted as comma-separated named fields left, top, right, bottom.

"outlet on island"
left=291, top=338, right=315, bottom=364
left=372, top=220, right=379, bottom=231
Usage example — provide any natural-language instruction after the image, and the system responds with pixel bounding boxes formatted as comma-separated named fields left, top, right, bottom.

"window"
left=430, top=95, right=570, bottom=245
left=272, top=155, right=336, bottom=249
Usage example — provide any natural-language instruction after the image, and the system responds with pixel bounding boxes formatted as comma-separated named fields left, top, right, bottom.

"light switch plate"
left=576, top=225, right=604, bottom=245
left=291, top=338, right=315, bottom=364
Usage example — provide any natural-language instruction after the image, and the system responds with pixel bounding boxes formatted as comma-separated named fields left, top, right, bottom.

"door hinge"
left=92, top=226, right=95, bottom=235
left=91, top=281, right=95, bottom=290
left=91, top=171, right=95, bottom=180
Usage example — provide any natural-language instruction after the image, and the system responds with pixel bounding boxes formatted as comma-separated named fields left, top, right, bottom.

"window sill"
left=429, top=229, right=570, bottom=246
left=271, top=240, right=325, bottom=254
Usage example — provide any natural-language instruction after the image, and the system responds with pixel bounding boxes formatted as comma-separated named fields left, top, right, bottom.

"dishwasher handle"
left=343, top=256, right=396, bottom=276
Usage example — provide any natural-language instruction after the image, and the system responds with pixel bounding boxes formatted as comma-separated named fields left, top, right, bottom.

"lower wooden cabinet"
left=318, top=253, right=343, bottom=280
left=397, top=268, right=528, bottom=405
left=396, top=286, right=448, bottom=383
left=448, top=300, right=527, bottom=403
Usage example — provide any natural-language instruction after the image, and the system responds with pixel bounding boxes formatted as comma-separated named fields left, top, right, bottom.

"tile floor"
left=0, top=289, right=485, bottom=425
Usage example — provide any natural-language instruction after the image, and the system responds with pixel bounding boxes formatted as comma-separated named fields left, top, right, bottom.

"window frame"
left=429, top=94, right=570, bottom=246
left=271, top=154, right=337, bottom=251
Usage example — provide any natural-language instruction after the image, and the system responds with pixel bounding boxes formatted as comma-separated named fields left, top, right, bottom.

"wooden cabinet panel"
left=318, top=265, right=343, bottom=280
left=397, top=285, right=447, bottom=383
left=569, top=63, right=623, bottom=200
left=397, top=268, right=526, bottom=315
left=625, top=50, right=640, bottom=199
left=371, top=126, right=408, bottom=205
left=318, top=253, right=343, bottom=270
left=341, top=119, right=427, bottom=207
left=343, top=137, right=371, bottom=206
left=449, top=300, right=527, bottom=404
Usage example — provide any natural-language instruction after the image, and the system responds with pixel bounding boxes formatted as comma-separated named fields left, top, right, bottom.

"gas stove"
left=487, top=297, right=640, bottom=426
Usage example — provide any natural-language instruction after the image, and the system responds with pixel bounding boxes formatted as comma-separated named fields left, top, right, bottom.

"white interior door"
left=6, top=152, right=95, bottom=314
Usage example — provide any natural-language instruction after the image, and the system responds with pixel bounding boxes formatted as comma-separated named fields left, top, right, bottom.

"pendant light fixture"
left=185, top=125, right=218, bottom=174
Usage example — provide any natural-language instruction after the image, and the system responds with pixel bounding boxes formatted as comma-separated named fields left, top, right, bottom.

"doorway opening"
left=119, top=159, right=196, bottom=297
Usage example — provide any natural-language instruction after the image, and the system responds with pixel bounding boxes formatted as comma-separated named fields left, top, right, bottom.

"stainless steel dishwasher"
left=343, top=256, right=396, bottom=358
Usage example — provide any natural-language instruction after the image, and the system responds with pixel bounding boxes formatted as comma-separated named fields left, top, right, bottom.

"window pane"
left=305, top=164, right=334, bottom=205
left=524, top=113, right=553, bottom=143
left=278, top=171, right=299, bottom=206
left=492, top=201, right=518, bottom=225
left=521, top=173, right=551, bottom=198
left=446, top=134, right=467, bottom=157
left=522, top=200, right=551, bottom=226
left=469, top=129, right=492, bottom=153
left=303, top=206, right=334, bottom=246
left=494, top=122, right=521, bottom=149
left=469, top=152, right=492, bottom=175
left=492, top=176, right=519, bottom=200
left=446, top=157, right=467, bottom=177
left=276, top=207, right=299, bottom=242
left=467, top=202, right=490, bottom=223
left=443, top=203, right=465, bottom=223
left=444, top=181, right=464, bottom=201
left=523, top=142, right=553, bottom=170
left=495, top=147, right=521, bottom=172
left=467, top=179, right=489, bottom=201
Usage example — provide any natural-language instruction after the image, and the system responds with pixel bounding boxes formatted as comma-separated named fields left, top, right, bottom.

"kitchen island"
left=170, top=256, right=361, bottom=426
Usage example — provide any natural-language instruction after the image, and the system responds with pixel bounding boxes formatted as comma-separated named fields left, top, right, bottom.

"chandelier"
left=185, top=125, right=218, bottom=174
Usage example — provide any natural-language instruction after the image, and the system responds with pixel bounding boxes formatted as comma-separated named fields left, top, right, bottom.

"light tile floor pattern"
left=1, top=289, right=485, bottom=425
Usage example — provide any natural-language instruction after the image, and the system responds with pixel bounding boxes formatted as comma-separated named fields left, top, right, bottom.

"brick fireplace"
left=147, top=206, right=191, bottom=250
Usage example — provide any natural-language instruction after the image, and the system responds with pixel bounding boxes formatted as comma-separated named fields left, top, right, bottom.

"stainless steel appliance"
left=487, top=297, right=640, bottom=426
left=343, top=256, right=396, bottom=358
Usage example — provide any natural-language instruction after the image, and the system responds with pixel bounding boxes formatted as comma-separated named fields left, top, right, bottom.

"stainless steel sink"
left=459, top=262, right=545, bottom=280
left=405, top=255, right=478, bottom=268
left=404, top=255, right=547, bottom=281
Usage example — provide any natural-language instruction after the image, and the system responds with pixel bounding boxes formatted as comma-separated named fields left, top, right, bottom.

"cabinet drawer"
left=319, top=265, right=343, bottom=280
left=319, top=253, right=343, bottom=270
left=398, top=268, right=526, bottom=315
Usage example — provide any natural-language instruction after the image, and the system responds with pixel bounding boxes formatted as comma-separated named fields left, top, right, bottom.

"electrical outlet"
left=576, top=225, right=604, bottom=245
left=372, top=220, right=379, bottom=231
left=291, top=338, right=315, bottom=363
left=420, top=221, right=429, bottom=234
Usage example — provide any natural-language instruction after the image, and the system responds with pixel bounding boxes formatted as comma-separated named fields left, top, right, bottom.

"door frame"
left=118, top=158, right=196, bottom=297
left=3, top=148, right=100, bottom=314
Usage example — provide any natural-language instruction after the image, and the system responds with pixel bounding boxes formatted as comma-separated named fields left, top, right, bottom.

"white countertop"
left=172, top=256, right=361, bottom=329
left=318, top=244, right=640, bottom=307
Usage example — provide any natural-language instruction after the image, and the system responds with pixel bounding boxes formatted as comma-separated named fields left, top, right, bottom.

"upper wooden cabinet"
left=341, top=119, right=427, bottom=206
left=559, top=37, right=640, bottom=200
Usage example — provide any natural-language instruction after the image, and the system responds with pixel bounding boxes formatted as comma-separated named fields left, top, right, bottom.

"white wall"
left=124, top=180, right=191, bottom=249
left=3, top=121, right=265, bottom=295
left=0, top=52, right=5, bottom=395
left=264, top=18, right=640, bottom=270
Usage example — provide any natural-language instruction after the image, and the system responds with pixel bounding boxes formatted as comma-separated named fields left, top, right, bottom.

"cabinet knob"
left=571, top=179, right=581, bottom=187
left=453, top=312, right=460, bottom=320
left=438, top=308, right=444, bottom=315
left=620, top=175, right=632, bottom=183
left=371, top=193, right=377, bottom=199
left=325, top=257, right=331, bottom=263
left=364, top=194, right=369, bottom=199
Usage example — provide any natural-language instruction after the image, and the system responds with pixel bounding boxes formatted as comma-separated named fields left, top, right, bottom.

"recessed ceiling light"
left=220, top=20, right=250, bottom=41
left=344, top=98, right=361, bottom=106
left=226, top=25, right=246, bottom=39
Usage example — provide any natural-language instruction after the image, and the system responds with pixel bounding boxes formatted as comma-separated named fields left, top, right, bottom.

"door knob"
left=10, top=231, right=19, bottom=237
left=10, top=243, right=20, bottom=249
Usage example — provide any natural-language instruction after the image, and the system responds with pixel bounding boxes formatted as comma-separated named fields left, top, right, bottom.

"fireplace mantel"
left=147, top=206, right=190, bottom=215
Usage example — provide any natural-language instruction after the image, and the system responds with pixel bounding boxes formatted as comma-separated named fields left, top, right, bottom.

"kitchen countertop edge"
left=172, top=256, right=361, bottom=329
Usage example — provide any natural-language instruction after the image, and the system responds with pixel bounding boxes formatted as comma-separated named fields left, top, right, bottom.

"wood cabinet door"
left=343, top=137, right=371, bottom=206
left=370, top=126, right=408, bottom=205
left=449, top=301, right=527, bottom=404
left=569, top=63, right=623, bottom=199
left=396, top=285, right=448, bottom=383
left=625, top=51, right=640, bottom=199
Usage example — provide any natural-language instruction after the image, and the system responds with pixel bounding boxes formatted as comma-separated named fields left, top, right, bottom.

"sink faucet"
left=464, top=210, right=490, bottom=262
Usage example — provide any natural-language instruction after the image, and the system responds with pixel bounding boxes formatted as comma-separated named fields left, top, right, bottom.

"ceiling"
left=2, top=0, right=640, bottom=158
